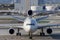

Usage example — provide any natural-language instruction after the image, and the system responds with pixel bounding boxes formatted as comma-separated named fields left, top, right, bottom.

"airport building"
left=14, top=0, right=60, bottom=14
left=14, top=0, right=38, bottom=14
left=0, top=0, right=60, bottom=15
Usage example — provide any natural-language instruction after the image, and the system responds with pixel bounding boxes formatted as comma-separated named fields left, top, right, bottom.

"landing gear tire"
left=29, top=32, right=32, bottom=39
left=29, top=36, right=32, bottom=39
left=16, top=33, right=21, bottom=36
left=40, top=33, right=45, bottom=36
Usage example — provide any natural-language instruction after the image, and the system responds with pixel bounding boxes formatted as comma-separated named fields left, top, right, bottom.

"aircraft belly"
left=30, top=26, right=37, bottom=33
left=23, top=25, right=31, bottom=32
left=23, top=25, right=37, bottom=33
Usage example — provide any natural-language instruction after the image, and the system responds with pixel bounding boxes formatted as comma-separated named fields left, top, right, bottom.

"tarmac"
left=0, top=34, right=60, bottom=40
left=0, top=28, right=60, bottom=40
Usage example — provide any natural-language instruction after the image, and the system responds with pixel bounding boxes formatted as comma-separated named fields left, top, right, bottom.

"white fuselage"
left=23, top=17, right=38, bottom=33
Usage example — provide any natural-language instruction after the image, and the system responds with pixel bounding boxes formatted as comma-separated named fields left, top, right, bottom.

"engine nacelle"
left=47, top=28, right=52, bottom=34
left=9, top=28, right=15, bottom=34
left=28, top=10, right=33, bottom=16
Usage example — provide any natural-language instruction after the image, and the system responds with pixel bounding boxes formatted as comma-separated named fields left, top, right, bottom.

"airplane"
left=1, top=10, right=60, bottom=39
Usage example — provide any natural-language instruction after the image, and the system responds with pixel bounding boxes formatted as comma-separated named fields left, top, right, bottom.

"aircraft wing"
left=36, top=15, right=49, bottom=22
left=11, top=15, right=25, bottom=22
left=0, top=24, right=23, bottom=29
left=37, top=24, right=60, bottom=29
left=33, top=10, right=60, bottom=16
left=33, top=10, right=60, bottom=13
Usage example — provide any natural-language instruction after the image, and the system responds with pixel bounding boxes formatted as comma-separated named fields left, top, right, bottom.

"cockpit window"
left=27, top=24, right=35, bottom=25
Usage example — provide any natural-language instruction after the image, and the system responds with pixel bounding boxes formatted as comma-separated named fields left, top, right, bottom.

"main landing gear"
left=40, top=28, right=45, bottom=36
left=16, top=28, right=45, bottom=39
left=16, top=28, right=21, bottom=36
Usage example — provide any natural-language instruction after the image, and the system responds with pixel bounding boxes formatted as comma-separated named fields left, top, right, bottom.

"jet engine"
left=9, top=28, right=15, bottom=34
left=28, top=10, right=33, bottom=16
left=47, top=28, right=52, bottom=34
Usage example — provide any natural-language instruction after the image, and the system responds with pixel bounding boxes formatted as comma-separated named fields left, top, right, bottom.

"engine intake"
left=28, top=10, right=33, bottom=16
left=47, top=28, right=52, bottom=34
left=9, top=28, right=15, bottom=34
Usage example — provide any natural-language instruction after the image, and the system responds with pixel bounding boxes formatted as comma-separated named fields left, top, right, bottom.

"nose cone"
left=23, top=18, right=37, bottom=33
left=28, top=10, right=33, bottom=16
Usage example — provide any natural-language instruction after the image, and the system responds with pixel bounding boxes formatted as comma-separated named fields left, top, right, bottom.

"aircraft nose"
left=23, top=25, right=31, bottom=32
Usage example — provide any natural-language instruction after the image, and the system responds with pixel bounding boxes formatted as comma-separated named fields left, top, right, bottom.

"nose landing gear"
left=29, top=32, right=32, bottom=39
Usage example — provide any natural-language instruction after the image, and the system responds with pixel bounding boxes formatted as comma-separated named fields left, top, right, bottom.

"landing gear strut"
left=16, top=28, right=21, bottom=36
left=40, top=28, right=45, bottom=36
left=29, top=32, right=32, bottom=39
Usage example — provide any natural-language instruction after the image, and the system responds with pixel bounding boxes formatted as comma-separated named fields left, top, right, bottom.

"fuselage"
left=23, top=17, right=38, bottom=33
